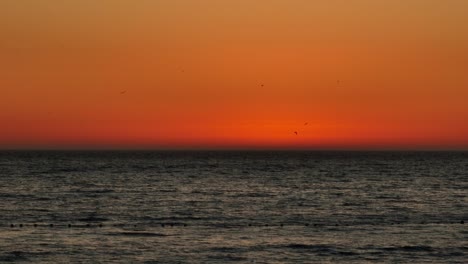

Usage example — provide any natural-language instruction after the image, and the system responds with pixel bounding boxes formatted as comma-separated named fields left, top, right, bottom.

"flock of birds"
left=118, top=74, right=341, bottom=137
left=294, top=122, right=309, bottom=136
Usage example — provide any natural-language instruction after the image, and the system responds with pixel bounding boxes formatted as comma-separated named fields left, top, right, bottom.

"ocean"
left=0, top=151, right=466, bottom=263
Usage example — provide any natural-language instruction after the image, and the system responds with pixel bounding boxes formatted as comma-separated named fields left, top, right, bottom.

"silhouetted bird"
left=120, top=90, right=127, bottom=94
left=294, top=131, right=298, bottom=135
left=304, top=122, right=308, bottom=126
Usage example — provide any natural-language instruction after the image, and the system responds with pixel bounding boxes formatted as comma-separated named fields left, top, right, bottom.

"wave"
left=107, top=232, right=168, bottom=237
left=284, top=244, right=358, bottom=256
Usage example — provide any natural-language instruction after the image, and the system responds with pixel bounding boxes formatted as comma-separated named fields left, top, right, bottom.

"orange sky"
left=1, top=0, right=468, bottom=149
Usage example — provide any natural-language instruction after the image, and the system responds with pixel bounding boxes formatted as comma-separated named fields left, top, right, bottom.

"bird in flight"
left=304, top=122, right=308, bottom=126
left=294, top=131, right=298, bottom=135
left=120, top=90, right=127, bottom=94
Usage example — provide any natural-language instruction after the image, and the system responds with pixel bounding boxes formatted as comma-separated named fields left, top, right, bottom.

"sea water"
left=0, top=151, right=466, bottom=263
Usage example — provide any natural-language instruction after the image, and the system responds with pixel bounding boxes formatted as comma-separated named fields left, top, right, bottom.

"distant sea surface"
left=0, top=151, right=466, bottom=263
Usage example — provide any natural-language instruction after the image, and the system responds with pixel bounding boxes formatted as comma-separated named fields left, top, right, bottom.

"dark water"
left=0, top=151, right=467, bottom=263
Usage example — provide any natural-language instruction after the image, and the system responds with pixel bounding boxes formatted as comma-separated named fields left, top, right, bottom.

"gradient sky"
left=1, top=0, right=468, bottom=149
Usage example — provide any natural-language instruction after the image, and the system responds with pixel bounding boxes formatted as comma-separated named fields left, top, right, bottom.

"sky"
left=1, top=0, right=468, bottom=150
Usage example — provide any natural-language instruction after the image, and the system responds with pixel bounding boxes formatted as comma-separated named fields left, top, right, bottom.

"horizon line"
left=1, top=147, right=468, bottom=152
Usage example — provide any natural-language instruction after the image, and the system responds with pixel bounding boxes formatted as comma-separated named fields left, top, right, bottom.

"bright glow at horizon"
left=1, top=1, right=468, bottom=149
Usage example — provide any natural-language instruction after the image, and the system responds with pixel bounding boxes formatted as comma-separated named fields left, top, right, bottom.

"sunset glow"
left=1, top=1, right=468, bottom=149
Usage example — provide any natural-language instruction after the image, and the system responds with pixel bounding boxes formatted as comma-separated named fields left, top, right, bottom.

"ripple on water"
left=1, top=151, right=467, bottom=263
left=284, top=244, right=359, bottom=256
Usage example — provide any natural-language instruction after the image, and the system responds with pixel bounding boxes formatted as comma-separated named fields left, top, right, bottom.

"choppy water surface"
left=0, top=151, right=467, bottom=263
